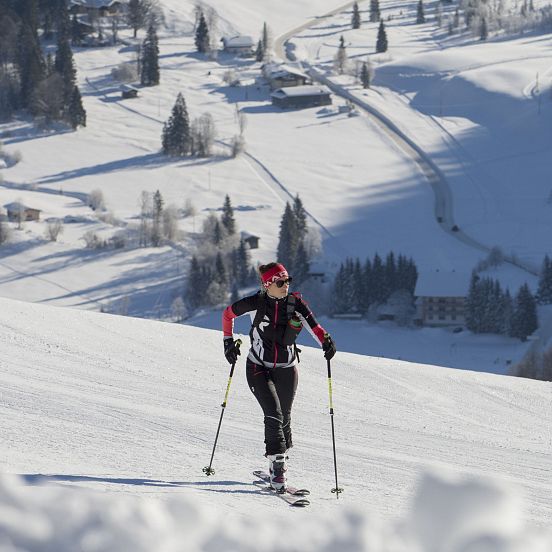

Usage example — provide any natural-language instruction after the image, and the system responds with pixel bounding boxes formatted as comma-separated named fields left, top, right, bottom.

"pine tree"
left=480, top=17, right=488, bottom=40
left=500, top=290, right=514, bottom=336
left=186, top=256, right=204, bottom=308
left=294, top=241, right=310, bottom=286
left=162, top=93, right=190, bottom=156
left=71, top=14, right=83, bottom=46
left=371, top=253, right=386, bottom=304
left=221, top=194, right=236, bottom=235
left=511, top=284, right=538, bottom=341
left=293, top=195, right=307, bottom=244
left=360, top=258, right=372, bottom=311
left=416, top=0, right=426, bottom=23
left=352, top=1, right=361, bottom=29
left=16, top=22, right=44, bottom=109
left=376, top=21, right=388, bottom=53
left=213, top=220, right=223, bottom=246
left=466, top=272, right=481, bottom=333
left=151, top=189, right=163, bottom=246
left=537, top=255, right=552, bottom=304
left=384, top=252, right=396, bottom=301
left=277, top=202, right=297, bottom=270
left=360, top=62, right=370, bottom=88
left=55, top=33, right=76, bottom=107
left=195, top=11, right=209, bottom=53
left=255, top=39, right=263, bottom=62
left=369, top=0, right=381, bottom=22
left=215, top=252, right=228, bottom=286
left=236, top=240, right=250, bottom=287
left=67, top=85, right=86, bottom=128
left=141, top=24, right=160, bottom=86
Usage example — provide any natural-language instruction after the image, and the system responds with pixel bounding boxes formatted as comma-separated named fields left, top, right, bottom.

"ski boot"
left=267, top=453, right=287, bottom=492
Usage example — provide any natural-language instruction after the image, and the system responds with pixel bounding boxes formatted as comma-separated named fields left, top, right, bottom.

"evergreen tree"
left=236, top=240, right=250, bottom=287
left=215, top=252, right=228, bottom=286
left=213, top=220, right=224, bottom=246
left=369, top=0, right=381, bottom=22
left=277, top=202, right=297, bottom=270
left=68, top=85, right=86, bottom=128
left=360, top=258, right=372, bottom=311
left=480, top=17, right=488, bottom=40
left=195, top=11, right=209, bottom=53
left=162, top=92, right=190, bottom=156
left=151, top=189, right=163, bottom=246
left=416, top=0, right=426, bottom=23
left=466, top=272, right=482, bottom=333
left=294, top=241, right=310, bottom=286
left=360, top=61, right=371, bottom=88
left=511, top=284, right=538, bottom=341
left=255, top=39, right=263, bottom=62
left=71, top=14, right=83, bottom=46
left=293, top=194, right=307, bottom=244
left=352, top=1, right=361, bottom=29
left=537, top=255, right=552, bottom=304
left=141, top=24, right=160, bottom=86
left=384, top=252, right=397, bottom=300
left=186, top=256, right=203, bottom=308
left=500, top=290, right=514, bottom=336
left=376, top=21, right=388, bottom=53
left=221, top=194, right=236, bottom=235
left=54, top=33, right=76, bottom=106
left=16, top=22, right=44, bottom=108
left=371, top=253, right=386, bottom=304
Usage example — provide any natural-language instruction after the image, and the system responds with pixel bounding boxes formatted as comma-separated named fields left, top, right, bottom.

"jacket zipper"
left=273, top=300, right=279, bottom=368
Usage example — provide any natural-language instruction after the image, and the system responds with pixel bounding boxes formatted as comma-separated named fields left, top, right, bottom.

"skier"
left=222, top=262, right=336, bottom=491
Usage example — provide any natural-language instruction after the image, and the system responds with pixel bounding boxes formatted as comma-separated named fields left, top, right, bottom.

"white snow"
left=1, top=297, right=551, bottom=549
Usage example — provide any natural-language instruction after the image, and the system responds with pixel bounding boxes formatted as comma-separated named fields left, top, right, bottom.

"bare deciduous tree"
left=45, top=219, right=64, bottom=241
left=88, top=189, right=106, bottom=211
left=191, top=112, right=216, bottom=157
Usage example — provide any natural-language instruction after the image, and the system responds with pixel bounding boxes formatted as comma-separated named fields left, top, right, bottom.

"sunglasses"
left=275, top=278, right=293, bottom=288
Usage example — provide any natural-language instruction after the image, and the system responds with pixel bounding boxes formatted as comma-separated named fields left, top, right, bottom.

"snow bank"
left=1, top=472, right=549, bottom=552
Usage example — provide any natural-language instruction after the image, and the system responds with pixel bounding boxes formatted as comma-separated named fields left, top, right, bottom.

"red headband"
left=261, top=264, right=289, bottom=289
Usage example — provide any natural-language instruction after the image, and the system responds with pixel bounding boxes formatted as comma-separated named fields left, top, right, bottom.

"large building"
left=271, top=85, right=332, bottom=109
left=414, top=270, right=470, bottom=327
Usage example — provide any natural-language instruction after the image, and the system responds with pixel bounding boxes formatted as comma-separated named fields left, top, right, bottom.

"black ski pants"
left=246, top=359, right=298, bottom=456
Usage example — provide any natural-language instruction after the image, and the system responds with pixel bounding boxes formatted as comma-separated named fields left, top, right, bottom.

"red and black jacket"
left=222, top=291, right=326, bottom=368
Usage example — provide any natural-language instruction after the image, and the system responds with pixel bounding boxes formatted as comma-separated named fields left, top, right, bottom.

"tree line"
left=185, top=195, right=256, bottom=309
left=0, top=0, right=86, bottom=127
left=332, top=253, right=418, bottom=315
left=465, top=273, right=537, bottom=341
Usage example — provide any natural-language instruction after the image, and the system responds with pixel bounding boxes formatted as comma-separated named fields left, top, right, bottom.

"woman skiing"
left=222, top=262, right=336, bottom=491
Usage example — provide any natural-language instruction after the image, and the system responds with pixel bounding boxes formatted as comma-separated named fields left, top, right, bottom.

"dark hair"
left=258, top=262, right=278, bottom=275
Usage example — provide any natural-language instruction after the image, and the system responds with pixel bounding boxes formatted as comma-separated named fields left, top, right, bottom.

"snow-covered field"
left=1, top=298, right=552, bottom=549
left=1, top=0, right=551, bottom=374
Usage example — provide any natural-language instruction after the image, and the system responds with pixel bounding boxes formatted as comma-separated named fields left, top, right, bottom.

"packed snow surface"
left=1, top=297, right=551, bottom=549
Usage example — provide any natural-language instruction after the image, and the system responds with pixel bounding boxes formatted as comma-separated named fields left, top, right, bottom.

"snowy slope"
left=1, top=297, right=551, bottom=540
left=0, top=0, right=550, bottom=375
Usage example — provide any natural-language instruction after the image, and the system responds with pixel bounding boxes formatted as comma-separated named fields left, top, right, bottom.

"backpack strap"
left=252, top=290, right=267, bottom=329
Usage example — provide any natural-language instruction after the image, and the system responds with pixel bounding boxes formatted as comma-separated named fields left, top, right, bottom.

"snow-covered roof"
left=271, top=85, right=331, bottom=99
left=70, top=0, right=127, bottom=8
left=240, top=231, right=259, bottom=240
left=270, top=65, right=309, bottom=80
left=222, top=36, right=254, bottom=48
left=415, top=270, right=471, bottom=298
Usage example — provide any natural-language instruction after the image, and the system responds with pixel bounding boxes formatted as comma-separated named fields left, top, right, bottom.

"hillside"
left=1, top=297, right=551, bottom=541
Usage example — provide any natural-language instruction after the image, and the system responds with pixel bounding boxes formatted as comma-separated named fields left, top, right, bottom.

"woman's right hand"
left=224, top=338, right=241, bottom=364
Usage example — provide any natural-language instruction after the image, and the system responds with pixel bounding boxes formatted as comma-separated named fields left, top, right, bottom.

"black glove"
left=323, top=335, right=336, bottom=360
left=224, top=338, right=241, bottom=365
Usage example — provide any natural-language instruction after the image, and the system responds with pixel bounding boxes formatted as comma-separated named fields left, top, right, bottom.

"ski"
left=253, top=470, right=310, bottom=507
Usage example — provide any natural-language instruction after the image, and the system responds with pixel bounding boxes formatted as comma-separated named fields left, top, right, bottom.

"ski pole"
left=325, top=333, right=343, bottom=498
left=203, top=339, right=242, bottom=476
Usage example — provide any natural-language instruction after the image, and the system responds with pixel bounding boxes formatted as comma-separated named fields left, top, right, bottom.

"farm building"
left=271, top=85, right=332, bottom=109
left=221, top=36, right=255, bottom=56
